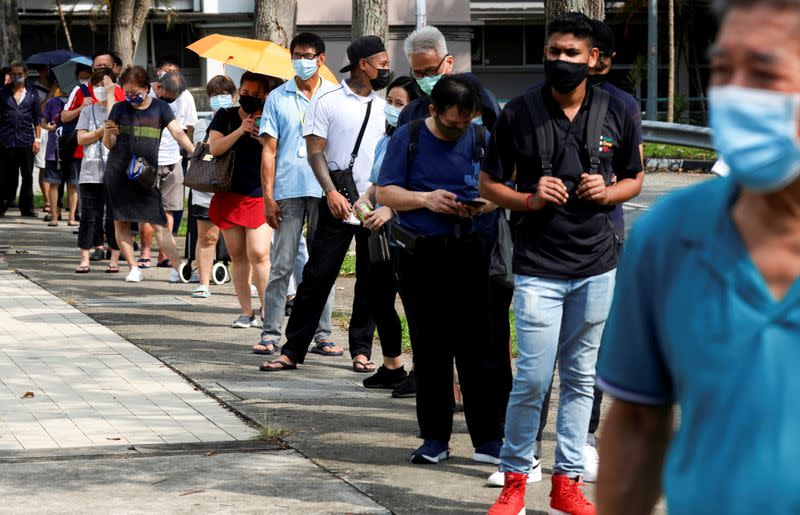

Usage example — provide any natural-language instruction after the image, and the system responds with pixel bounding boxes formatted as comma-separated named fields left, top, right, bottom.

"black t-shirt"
left=107, top=98, right=175, bottom=175
left=208, top=107, right=264, bottom=197
left=483, top=85, right=642, bottom=279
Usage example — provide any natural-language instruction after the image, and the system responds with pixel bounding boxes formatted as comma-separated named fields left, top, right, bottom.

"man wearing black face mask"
left=260, top=36, right=400, bottom=376
left=480, top=12, right=643, bottom=515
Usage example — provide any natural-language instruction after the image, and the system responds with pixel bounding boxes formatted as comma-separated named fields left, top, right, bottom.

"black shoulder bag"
left=329, top=100, right=372, bottom=204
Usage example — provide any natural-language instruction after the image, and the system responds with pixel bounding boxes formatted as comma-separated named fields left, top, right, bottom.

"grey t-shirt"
left=76, top=103, right=109, bottom=184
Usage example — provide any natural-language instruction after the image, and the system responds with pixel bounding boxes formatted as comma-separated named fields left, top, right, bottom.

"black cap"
left=590, top=19, right=616, bottom=55
left=340, top=36, right=386, bottom=73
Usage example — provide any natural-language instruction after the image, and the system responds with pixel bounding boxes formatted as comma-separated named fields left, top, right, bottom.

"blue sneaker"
left=410, top=439, right=450, bottom=464
left=473, top=439, right=502, bottom=465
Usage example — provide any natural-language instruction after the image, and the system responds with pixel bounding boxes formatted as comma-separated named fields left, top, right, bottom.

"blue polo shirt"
left=259, top=77, right=337, bottom=201
left=597, top=176, right=800, bottom=514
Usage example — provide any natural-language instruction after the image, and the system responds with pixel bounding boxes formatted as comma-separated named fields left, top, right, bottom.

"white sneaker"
left=189, top=272, right=200, bottom=283
left=168, top=268, right=180, bottom=283
left=250, top=284, right=259, bottom=298
left=125, top=267, right=142, bottom=282
left=487, top=460, right=542, bottom=487
left=582, top=444, right=599, bottom=483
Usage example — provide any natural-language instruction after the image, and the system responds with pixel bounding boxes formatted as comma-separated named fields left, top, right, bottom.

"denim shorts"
left=42, top=160, right=79, bottom=186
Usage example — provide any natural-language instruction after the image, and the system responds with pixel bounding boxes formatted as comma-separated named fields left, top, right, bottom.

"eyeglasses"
left=291, top=52, right=319, bottom=60
left=410, top=54, right=449, bottom=79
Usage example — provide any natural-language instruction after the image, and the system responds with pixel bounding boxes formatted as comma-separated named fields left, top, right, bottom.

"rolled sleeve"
left=597, top=223, right=674, bottom=406
left=303, top=95, right=328, bottom=139
left=260, top=93, right=280, bottom=139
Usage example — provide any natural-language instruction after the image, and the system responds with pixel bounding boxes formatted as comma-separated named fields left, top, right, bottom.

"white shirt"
left=303, top=80, right=386, bottom=197
left=154, top=89, right=198, bottom=166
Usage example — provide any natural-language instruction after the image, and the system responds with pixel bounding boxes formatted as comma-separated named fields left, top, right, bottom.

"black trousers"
left=77, top=183, right=117, bottom=251
left=282, top=199, right=402, bottom=363
left=1, top=146, right=34, bottom=212
left=396, top=234, right=511, bottom=447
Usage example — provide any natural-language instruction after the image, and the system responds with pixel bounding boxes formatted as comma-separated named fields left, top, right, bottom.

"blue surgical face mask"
left=709, top=85, right=800, bottom=193
left=384, top=104, right=401, bottom=127
left=471, top=115, right=483, bottom=126
left=209, top=93, right=233, bottom=112
left=292, top=58, right=319, bottom=81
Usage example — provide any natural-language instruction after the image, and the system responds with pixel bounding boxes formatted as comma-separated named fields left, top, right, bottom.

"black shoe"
left=284, top=298, right=294, bottom=317
left=363, top=365, right=407, bottom=389
left=90, top=248, right=105, bottom=261
left=20, top=211, right=37, bottom=218
left=391, top=371, right=417, bottom=398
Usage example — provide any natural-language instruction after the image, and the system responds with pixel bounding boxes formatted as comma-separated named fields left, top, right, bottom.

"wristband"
left=525, top=193, right=534, bottom=210
left=34, top=139, right=41, bottom=143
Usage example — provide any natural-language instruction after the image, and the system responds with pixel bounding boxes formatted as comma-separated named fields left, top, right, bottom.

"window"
left=482, top=26, right=524, bottom=66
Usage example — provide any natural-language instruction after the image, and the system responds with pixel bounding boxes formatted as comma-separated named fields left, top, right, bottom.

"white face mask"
left=157, top=70, right=166, bottom=79
left=93, top=86, right=108, bottom=102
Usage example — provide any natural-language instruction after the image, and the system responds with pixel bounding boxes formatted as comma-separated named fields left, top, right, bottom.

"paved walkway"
left=0, top=268, right=257, bottom=449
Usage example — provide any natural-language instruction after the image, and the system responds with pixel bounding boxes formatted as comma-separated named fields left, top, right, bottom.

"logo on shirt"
left=598, top=135, right=615, bottom=153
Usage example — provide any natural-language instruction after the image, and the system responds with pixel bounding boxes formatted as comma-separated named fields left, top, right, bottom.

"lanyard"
left=294, top=78, right=322, bottom=129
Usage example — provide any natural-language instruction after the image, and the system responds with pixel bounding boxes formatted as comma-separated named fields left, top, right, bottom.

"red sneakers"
left=488, top=472, right=527, bottom=515
left=549, top=474, right=595, bottom=515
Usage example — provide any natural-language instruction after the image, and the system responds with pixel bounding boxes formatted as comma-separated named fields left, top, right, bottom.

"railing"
left=641, top=121, right=713, bottom=150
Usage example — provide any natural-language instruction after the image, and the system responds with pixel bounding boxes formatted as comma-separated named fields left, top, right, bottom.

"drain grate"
left=79, top=296, right=192, bottom=307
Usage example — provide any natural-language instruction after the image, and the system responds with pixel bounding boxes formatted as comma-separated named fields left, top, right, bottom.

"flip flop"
left=75, top=265, right=90, bottom=274
left=156, top=259, right=171, bottom=268
left=105, top=265, right=120, bottom=273
left=352, top=360, right=377, bottom=373
left=252, top=338, right=279, bottom=355
left=137, top=258, right=151, bottom=269
left=67, top=221, right=79, bottom=227
left=259, top=360, right=297, bottom=371
left=309, top=342, right=343, bottom=356
left=47, top=221, right=58, bottom=227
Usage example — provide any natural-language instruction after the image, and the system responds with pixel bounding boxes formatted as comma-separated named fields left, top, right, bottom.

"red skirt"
left=209, top=192, right=266, bottom=230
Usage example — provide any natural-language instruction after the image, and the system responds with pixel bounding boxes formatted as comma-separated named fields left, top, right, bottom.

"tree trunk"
left=667, top=0, right=675, bottom=123
left=109, top=0, right=153, bottom=68
left=0, top=0, right=22, bottom=66
left=352, top=0, right=388, bottom=43
left=252, top=0, right=297, bottom=47
left=56, top=0, right=74, bottom=53
left=545, top=0, right=605, bottom=26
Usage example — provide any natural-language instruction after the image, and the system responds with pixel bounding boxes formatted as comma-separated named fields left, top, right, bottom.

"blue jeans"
left=499, top=269, right=616, bottom=477
left=261, top=197, right=334, bottom=343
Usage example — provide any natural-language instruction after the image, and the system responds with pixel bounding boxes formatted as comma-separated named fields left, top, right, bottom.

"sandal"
left=67, top=221, right=79, bottom=227
left=47, top=221, right=58, bottom=227
left=156, top=258, right=171, bottom=268
left=259, top=359, right=297, bottom=372
left=252, top=337, right=278, bottom=355
left=75, top=265, right=90, bottom=274
left=309, top=341, right=343, bottom=357
left=137, top=258, right=151, bottom=269
left=192, top=285, right=211, bottom=299
left=105, top=265, right=120, bottom=273
left=352, top=359, right=377, bottom=373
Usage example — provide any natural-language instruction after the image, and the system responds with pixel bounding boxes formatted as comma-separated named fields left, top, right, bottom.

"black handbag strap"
left=348, top=100, right=373, bottom=169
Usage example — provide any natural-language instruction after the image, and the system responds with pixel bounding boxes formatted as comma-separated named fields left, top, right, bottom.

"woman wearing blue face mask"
left=103, top=66, right=196, bottom=283
left=346, top=76, right=423, bottom=385
left=189, top=75, right=237, bottom=298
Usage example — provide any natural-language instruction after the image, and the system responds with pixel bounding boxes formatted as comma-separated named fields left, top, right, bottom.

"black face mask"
left=369, top=68, right=391, bottom=91
left=588, top=74, right=607, bottom=87
left=239, top=94, right=263, bottom=114
left=543, top=59, right=589, bottom=94
left=160, top=95, right=177, bottom=104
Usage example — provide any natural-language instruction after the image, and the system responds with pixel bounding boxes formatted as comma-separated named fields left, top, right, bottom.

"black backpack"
left=58, top=84, right=92, bottom=174
left=406, top=118, right=487, bottom=169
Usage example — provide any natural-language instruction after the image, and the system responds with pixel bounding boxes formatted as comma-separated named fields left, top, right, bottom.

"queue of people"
left=0, top=16, right=655, bottom=515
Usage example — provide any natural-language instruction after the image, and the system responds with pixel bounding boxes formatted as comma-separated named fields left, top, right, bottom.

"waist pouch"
left=390, top=223, right=420, bottom=254
left=328, top=168, right=359, bottom=205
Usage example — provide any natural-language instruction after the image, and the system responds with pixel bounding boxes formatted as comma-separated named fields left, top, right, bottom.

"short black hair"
left=75, top=63, right=92, bottom=78
left=430, top=74, right=481, bottom=118
left=157, top=56, right=180, bottom=69
left=159, top=71, right=186, bottom=95
left=240, top=71, right=283, bottom=95
left=547, top=12, right=595, bottom=46
left=387, top=75, right=424, bottom=104
left=91, top=50, right=122, bottom=67
left=290, top=32, right=325, bottom=56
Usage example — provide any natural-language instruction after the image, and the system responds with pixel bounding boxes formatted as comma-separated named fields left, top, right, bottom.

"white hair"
left=403, top=26, right=448, bottom=59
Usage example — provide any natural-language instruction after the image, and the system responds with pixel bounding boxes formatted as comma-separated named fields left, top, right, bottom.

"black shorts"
left=190, top=203, right=211, bottom=221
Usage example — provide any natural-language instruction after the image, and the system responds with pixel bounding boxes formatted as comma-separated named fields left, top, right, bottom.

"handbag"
left=184, top=110, right=235, bottom=193
left=390, top=223, right=420, bottom=254
left=329, top=100, right=372, bottom=204
left=489, top=208, right=514, bottom=289
left=127, top=155, right=158, bottom=190
left=368, top=226, right=392, bottom=264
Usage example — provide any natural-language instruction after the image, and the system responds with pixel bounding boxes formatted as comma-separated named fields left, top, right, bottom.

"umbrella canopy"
left=26, top=50, right=84, bottom=67
left=187, top=34, right=338, bottom=84
left=53, top=56, right=93, bottom=97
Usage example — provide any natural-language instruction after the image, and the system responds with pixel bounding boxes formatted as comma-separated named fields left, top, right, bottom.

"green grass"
left=339, top=252, right=356, bottom=277
left=644, top=143, right=716, bottom=160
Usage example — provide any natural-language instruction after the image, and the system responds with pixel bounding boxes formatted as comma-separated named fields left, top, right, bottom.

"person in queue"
left=102, top=65, right=195, bottom=283
left=255, top=32, right=339, bottom=356
left=207, top=71, right=279, bottom=328
left=259, top=36, right=403, bottom=382
left=480, top=13, right=643, bottom=515
left=0, top=62, right=42, bottom=218
left=189, top=75, right=237, bottom=298
left=377, top=75, right=508, bottom=465
left=596, top=1, right=800, bottom=513
left=75, top=68, right=120, bottom=274
left=40, top=85, right=66, bottom=224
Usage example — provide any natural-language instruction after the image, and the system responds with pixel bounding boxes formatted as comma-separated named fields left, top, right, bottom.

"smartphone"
left=458, top=198, right=486, bottom=208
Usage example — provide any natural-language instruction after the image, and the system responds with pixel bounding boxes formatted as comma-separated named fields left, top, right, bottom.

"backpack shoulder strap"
left=472, top=124, right=487, bottom=163
left=406, top=118, right=423, bottom=170
left=79, top=84, right=91, bottom=97
left=522, top=88, right=554, bottom=176
left=586, top=86, right=610, bottom=176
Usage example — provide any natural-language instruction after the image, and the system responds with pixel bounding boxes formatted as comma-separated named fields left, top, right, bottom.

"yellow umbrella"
left=187, top=34, right=339, bottom=84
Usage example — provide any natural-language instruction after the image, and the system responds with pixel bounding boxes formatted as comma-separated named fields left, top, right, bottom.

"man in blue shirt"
left=255, top=32, right=339, bottom=357
left=0, top=62, right=42, bottom=217
left=596, top=1, right=800, bottom=513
